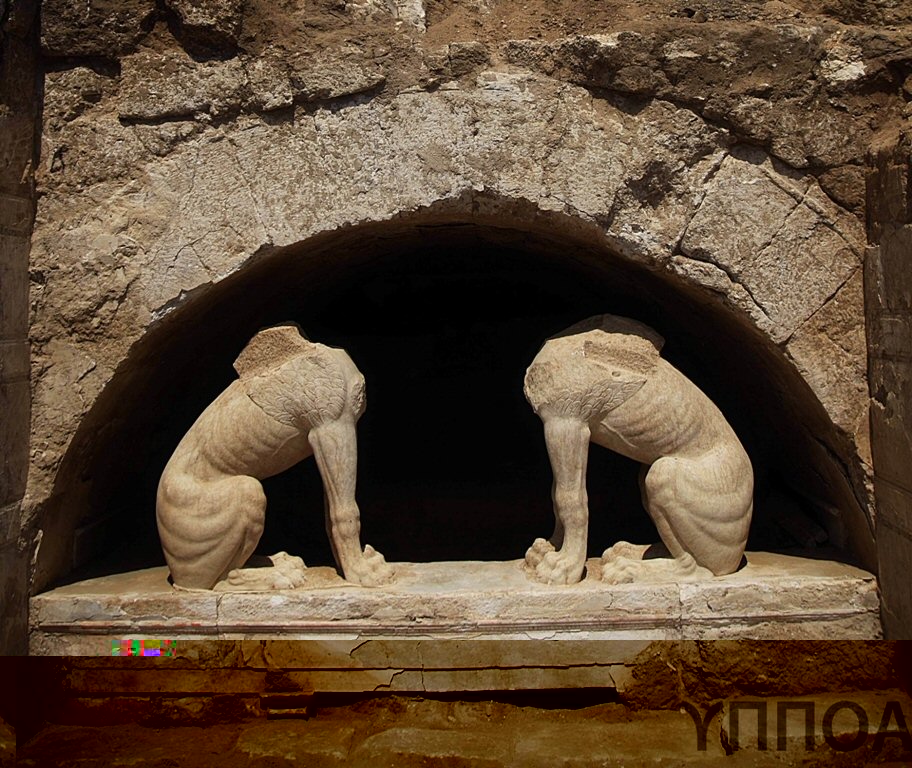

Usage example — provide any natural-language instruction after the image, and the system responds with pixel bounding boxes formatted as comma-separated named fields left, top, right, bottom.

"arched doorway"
left=30, top=209, right=875, bottom=591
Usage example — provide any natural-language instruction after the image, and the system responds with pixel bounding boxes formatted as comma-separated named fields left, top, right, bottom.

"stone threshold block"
left=30, top=553, right=880, bottom=657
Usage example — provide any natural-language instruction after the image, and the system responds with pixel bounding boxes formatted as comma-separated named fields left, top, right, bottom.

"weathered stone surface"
left=41, top=0, right=157, bottom=57
left=29, top=555, right=880, bottom=655
left=0, top=336, right=29, bottom=507
left=165, top=0, right=243, bottom=52
left=117, top=46, right=387, bottom=123
left=119, top=49, right=248, bottom=121
left=680, top=147, right=863, bottom=343
left=286, top=47, right=387, bottom=101
left=445, top=41, right=490, bottom=78
left=875, top=484, right=912, bottom=640
left=787, top=269, right=870, bottom=458
left=43, top=68, right=115, bottom=128
left=0, top=540, right=27, bottom=655
left=819, top=164, right=866, bottom=215
left=505, top=24, right=911, bottom=170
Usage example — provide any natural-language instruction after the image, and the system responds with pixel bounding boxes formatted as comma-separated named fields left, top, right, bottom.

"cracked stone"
left=787, top=271, right=870, bottom=460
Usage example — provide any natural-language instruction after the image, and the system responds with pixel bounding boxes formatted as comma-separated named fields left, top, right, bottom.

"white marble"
left=30, top=553, right=881, bottom=653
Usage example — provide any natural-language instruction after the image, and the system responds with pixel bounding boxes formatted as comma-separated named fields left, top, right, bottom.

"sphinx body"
left=156, top=324, right=391, bottom=590
left=523, top=314, right=753, bottom=585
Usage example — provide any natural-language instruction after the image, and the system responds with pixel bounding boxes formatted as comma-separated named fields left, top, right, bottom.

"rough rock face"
left=25, top=0, right=912, bottom=592
left=164, top=0, right=244, bottom=53
left=41, top=0, right=157, bottom=57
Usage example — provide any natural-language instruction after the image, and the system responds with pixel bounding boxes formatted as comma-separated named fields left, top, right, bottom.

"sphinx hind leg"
left=642, top=455, right=750, bottom=576
left=159, top=474, right=266, bottom=590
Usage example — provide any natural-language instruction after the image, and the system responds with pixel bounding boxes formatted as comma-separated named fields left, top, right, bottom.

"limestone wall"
left=20, top=0, right=912, bottom=613
left=0, top=0, right=39, bottom=655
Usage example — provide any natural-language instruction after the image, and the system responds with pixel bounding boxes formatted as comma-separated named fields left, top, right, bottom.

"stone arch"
left=28, top=190, right=874, bottom=593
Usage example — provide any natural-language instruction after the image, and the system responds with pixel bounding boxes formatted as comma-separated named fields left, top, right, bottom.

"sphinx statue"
left=156, top=324, right=392, bottom=590
left=522, top=314, right=754, bottom=585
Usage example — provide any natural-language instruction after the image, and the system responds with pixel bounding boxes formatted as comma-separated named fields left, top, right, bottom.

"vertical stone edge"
left=0, top=0, right=41, bottom=655
left=865, top=124, right=912, bottom=640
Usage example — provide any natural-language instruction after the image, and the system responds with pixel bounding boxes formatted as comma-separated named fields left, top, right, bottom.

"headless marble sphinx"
left=156, top=324, right=392, bottom=590
left=523, top=314, right=753, bottom=585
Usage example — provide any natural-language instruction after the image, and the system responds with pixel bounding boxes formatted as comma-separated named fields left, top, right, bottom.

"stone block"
left=67, top=668, right=266, bottom=694
left=55, top=695, right=260, bottom=726
left=737, top=192, right=860, bottom=342
left=164, top=0, right=243, bottom=52
left=42, top=68, right=115, bottom=126
left=0, top=115, right=39, bottom=197
left=29, top=566, right=219, bottom=635
left=0, top=233, right=29, bottom=340
left=240, top=639, right=651, bottom=671
left=41, top=0, right=157, bottom=57
left=678, top=552, right=880, bottom=640
left=875, top=482, right=912, bottom=639
left=869, top=356, right=912, bottom=492
left=0, top=503, right=17, bottom=545
left=784, top=269, right=868, bottom=449
left=447, top=42, right=490, bottom=78
left=118, top=49, right=247, bottom=121
left=681, top=150, right=862, bottom=342
left=0, top=342, right=29, bottom=508
left=30, top=555, right=881, bottom=658
left=0, top=539, right=26, bottom=655
left=287, top=49, right=387, bottom=102
left=0, top=193, right=32, bottom=236
left=867, top=150, right=910, bottom=233
left=17, top=723, right=240, bottom=767
left=681, top=150, right=804, bottom=280
left=212, top=559, right=681, bottom=639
